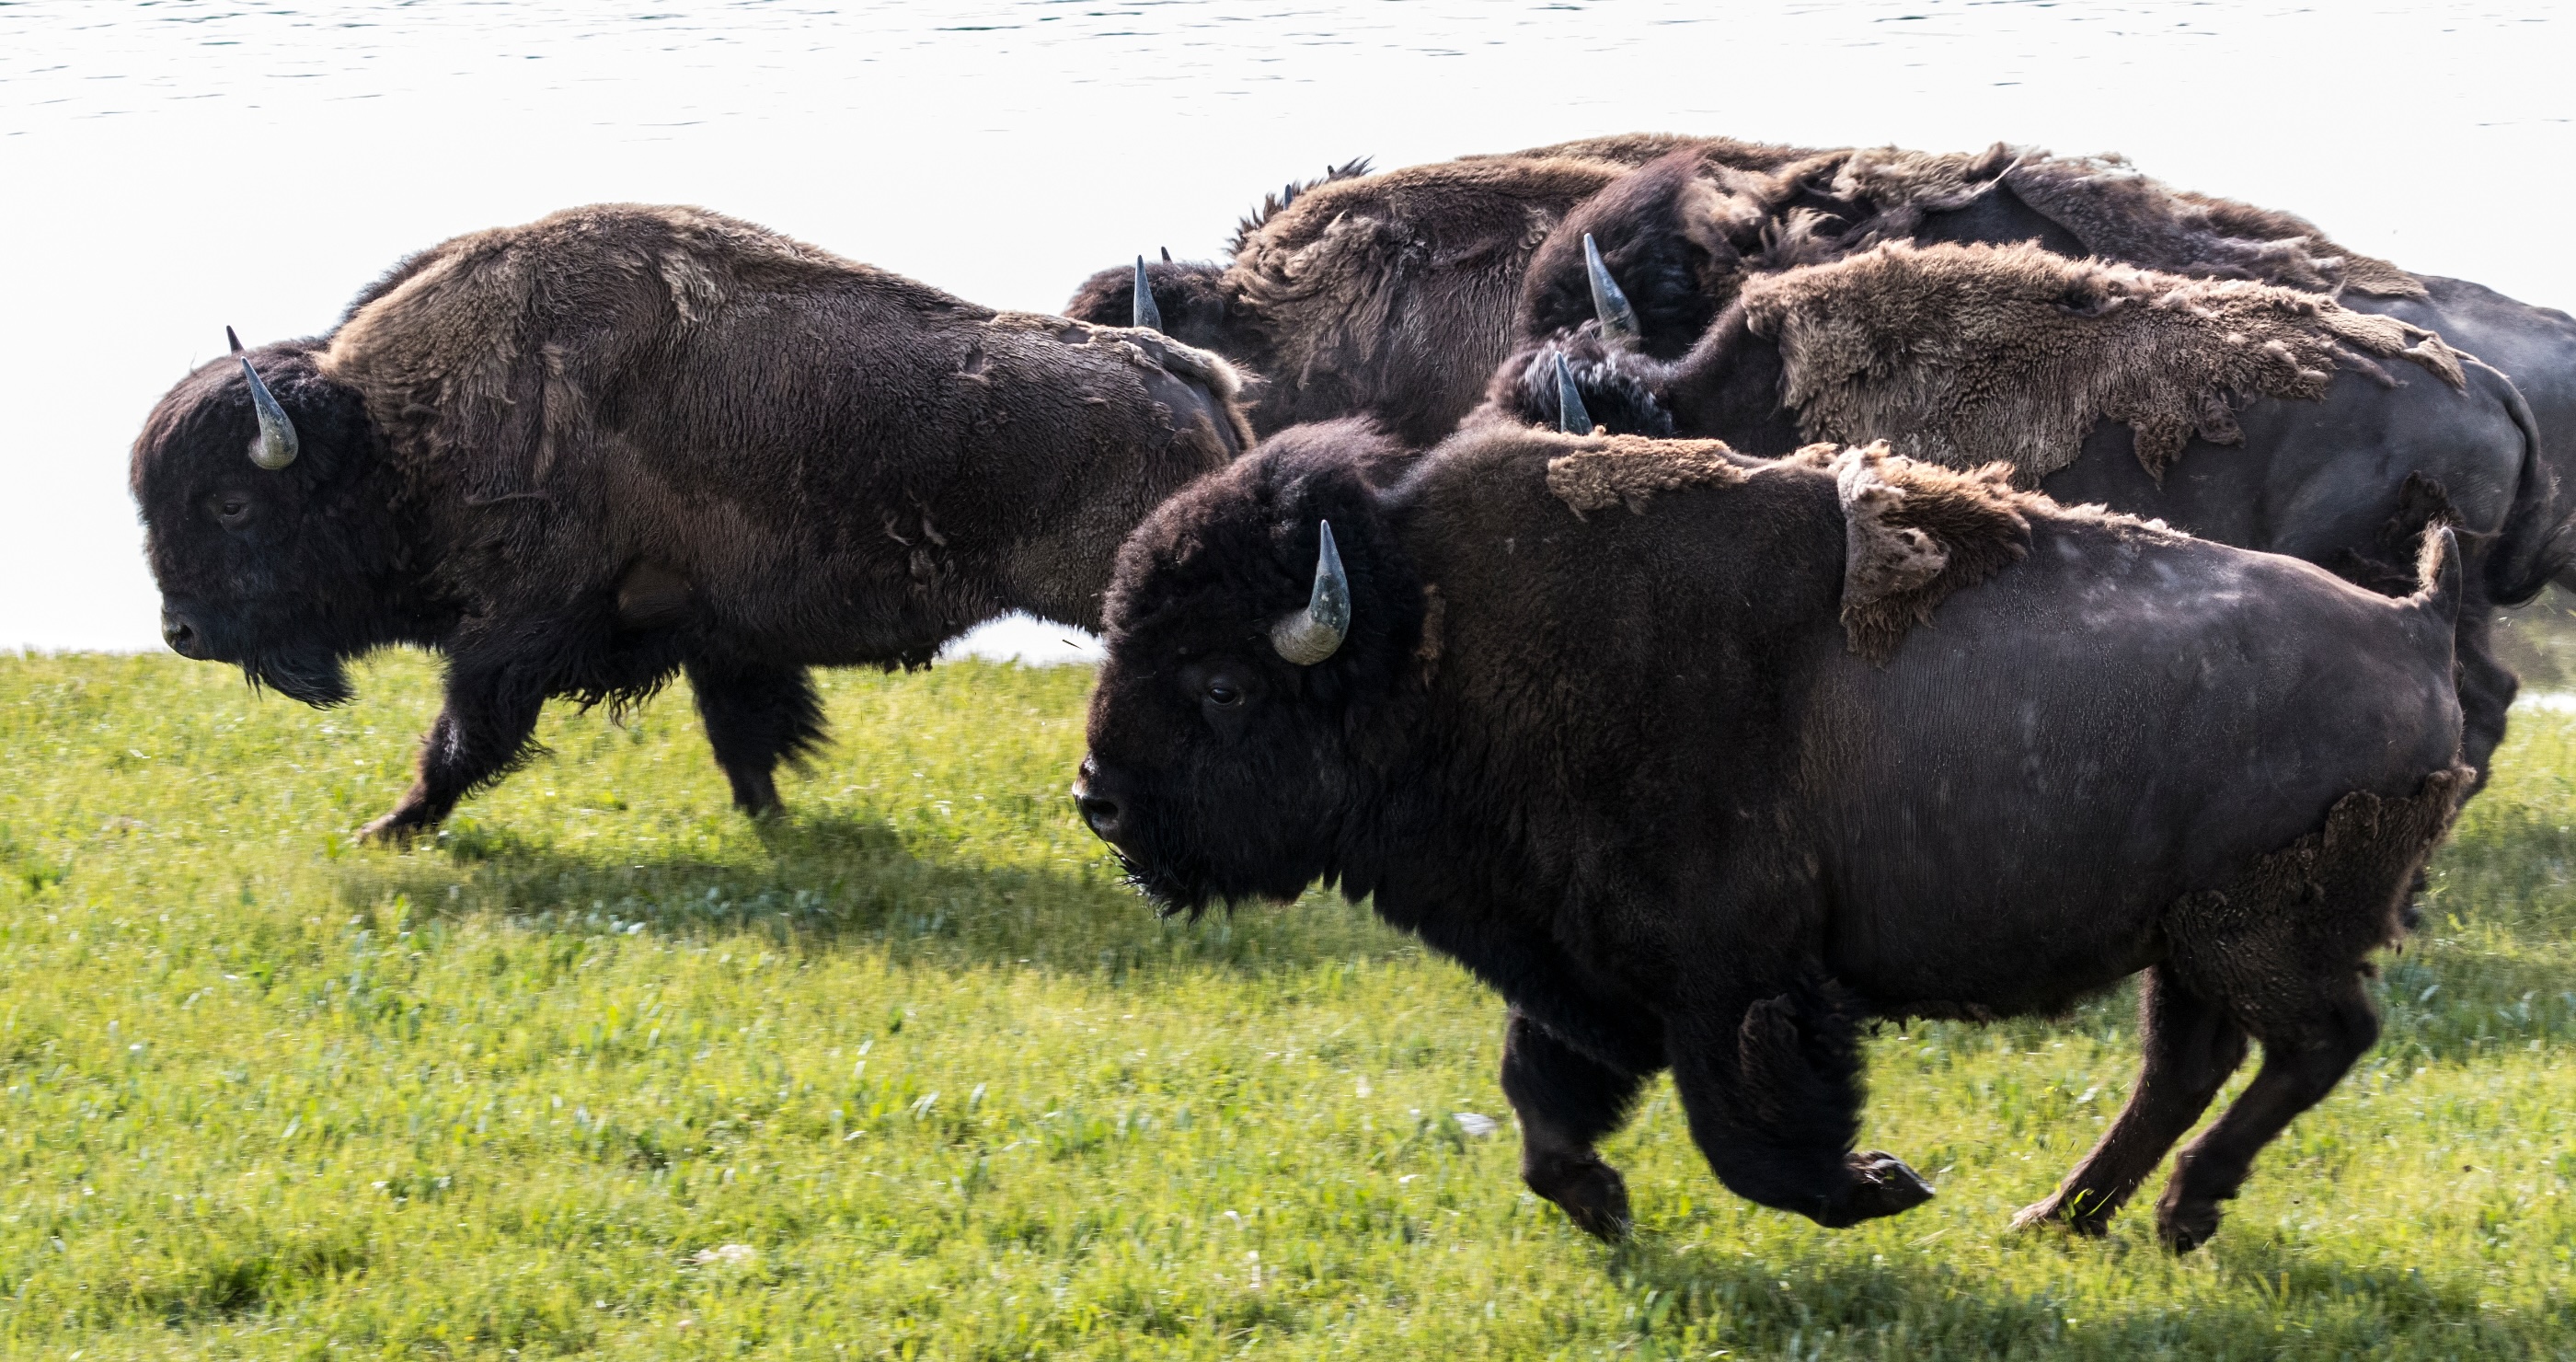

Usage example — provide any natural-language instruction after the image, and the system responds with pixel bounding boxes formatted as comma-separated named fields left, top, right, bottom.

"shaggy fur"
left=1827, top=444, right=2040, bottom=664
left=1079, top=420, right=2468, bottom=1252
left=1068, top=150, right=1645, bottom=444
left=135, top=203, right=1252, bottom=838
left=1741, top=240, right=2464, bottom=481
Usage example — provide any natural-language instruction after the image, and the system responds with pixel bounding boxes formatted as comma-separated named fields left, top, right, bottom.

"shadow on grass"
left=333, top=809, right=1411, bottom=978
left=1593, top=1229, right=2551, bottom=1359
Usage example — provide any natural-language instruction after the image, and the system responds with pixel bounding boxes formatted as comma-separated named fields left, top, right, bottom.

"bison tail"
left=1484, top=329, right=1679, bottom=437
left=2408, top=524, right=2464, bottom=635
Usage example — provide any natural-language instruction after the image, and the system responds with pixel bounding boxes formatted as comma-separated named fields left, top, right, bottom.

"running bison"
left=1075, top=421, right=2470, bottom=1250
left=1062, top=143, right=1811, bottom=444
left=135, top=203, right=1251, bottom=839
left=1500, top=236, right=2562, bottom=780
left=1521, top=144, right=2576, bottom=575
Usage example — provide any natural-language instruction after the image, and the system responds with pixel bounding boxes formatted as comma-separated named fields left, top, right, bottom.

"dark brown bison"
left=1064, top=149, right=1670, bottom=444
left=1501, top=237, right=2561, bottom=781
left=134, top=203, right=1251, bottom=839
left=1521, top=144, right=2576, bottom=582
left=1075, top=421, right=2470, bottom=1251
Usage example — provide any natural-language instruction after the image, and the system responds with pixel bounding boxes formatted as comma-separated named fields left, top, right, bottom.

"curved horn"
left=1555, top=353, right=1593, bottom=435
left=1270, top=520, right=1351, bottom=666
left=1583, top=233, right=1639, bottom=343
left=1131, top=257, right=1164, bottom=332
left=1159, top=246, right=1173, bottom=263
left=227, top=326, right=300, bottom=471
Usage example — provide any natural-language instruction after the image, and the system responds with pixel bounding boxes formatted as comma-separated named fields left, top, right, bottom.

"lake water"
left=5, top=1, right=2571, bottom=661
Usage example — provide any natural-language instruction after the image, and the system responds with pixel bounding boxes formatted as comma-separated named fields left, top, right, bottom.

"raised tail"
left=2409, top=523, right=2465, bottom=639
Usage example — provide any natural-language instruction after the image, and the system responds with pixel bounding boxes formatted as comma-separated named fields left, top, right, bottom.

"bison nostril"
left=1076, top=792, right=1123, bottom=839
left=161, top=611, right=203, bottom=658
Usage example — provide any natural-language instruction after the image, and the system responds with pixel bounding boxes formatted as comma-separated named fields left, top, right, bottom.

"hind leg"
left=684, top=659, right=827, bottom=815
left=2013, top=965, right=2248, bottom=1235
left=2453, top=606, right=2515, bottom=789
left=1501, top=1008, right=1655, bottom=1240
left=2154, top=976, right=2377, bottom=1252
left=1665, top=982, right=1933, bottom=1229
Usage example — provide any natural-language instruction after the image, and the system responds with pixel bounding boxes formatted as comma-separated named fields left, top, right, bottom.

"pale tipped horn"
left=1555, top=353, right=1593, bottom=435
left=1132, top=256, right=1163, bottom=331
left=227, top=326, right=300, bottom=471
left=1583, top=233, right=1639, bottom=342
left=1270, top=520, right=1351, bottom=666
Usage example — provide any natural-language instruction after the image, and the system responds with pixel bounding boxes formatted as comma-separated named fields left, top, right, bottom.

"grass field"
left=2, top=651, right=2572, bottom=1359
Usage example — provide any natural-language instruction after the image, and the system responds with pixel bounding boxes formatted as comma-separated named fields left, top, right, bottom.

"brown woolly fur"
left=1230, top=156, right=1376, bottom=256
left=1485, top=133, right=1825, bottom=174
left=1742, top=240, right=2467, bottom=482
left=1821, top=144, right=2425, bottom=299
left=137, top=202, right=1252, bottom=839
left=1223, top=155, right=1639, bottom=444
left=1081, top=417, right=2469, bottom=1254
left=1544, top=434, right=1748, bottom=516
left=2167, top=767, right=2475, bottom=1020
left=1829, top=444, right=2034, bottom=664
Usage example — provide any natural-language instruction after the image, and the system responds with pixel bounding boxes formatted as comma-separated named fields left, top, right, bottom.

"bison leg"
left=2154, top=977, right=2377, bottom=1252
left=1500, top=1008, right=1653, bottom=1241
left=2453, top=606, right=2515, bottom=788
left=684, top=659, right=827, bottom=816
left=1666, top=982, right=1934, bottom=1229
left=2012, top=965, right=2247, bottom=1236
left=360, top=662, right=549, bottom=842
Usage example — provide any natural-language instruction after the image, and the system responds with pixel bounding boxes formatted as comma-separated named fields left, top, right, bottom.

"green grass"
left=2, top=650, right=2572, bottom=1359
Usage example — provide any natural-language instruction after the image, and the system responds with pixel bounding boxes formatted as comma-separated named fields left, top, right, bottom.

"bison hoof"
left=1526, top=1156, right=1632, bottom=1241
left=1818, top=1151, right=1935, bottom=1228
left=2009, top=1189, right=2116, bottom=1237
left=2156, top=1195, right=2223, bottom=1253
left=358, top=809, right=434, bottom=845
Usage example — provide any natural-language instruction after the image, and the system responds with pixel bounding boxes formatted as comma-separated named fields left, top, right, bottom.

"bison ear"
left=1270, top=520, right=1351, bottom=665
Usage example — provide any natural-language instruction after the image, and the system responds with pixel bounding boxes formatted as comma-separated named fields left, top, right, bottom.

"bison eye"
left=210, top=493, right=253, bottom=528
left=1205, top=679, right=1245, bottom=708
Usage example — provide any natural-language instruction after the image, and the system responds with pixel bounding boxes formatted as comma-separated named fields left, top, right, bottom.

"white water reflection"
left=3, top=1, right=2570, bottom=651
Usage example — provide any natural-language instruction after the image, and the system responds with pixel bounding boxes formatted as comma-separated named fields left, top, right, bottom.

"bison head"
left=1064, top=255, right=1240, bottom=356
left=130, top=333, right=429, bottom=705
left=1075, top=421, right=1425, bottom=915
left=1484, top=326, right=1680, bottom=439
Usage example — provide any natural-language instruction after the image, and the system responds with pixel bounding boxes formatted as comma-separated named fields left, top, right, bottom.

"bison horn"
left=1132, top=257, right=1164, bottom=332
left=1160, top=246, right=1173, bottom=263
left=1270, top=520, right=1351, bottom=666
left=1555, top=353, right=1593, bottom=435
left=1583, top=234, right=1640, bottom=343
left=227, top=326, right=300, bottom=471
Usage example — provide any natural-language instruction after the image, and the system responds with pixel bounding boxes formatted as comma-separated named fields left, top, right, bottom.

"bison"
left=1075, top=421, right=2471, bottom=1251
left=134, top=203, right=1251, bottom=839
left=1521, top=144, right=2576, bottom=582
left=1499, top=237, right=2561, bottom=781
left=1062, top=146, right=1762, bottom=445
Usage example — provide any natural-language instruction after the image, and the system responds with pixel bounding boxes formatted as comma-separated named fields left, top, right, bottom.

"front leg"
left=1666, top=977, right=1934, bottom=1228
left=684, top=658, right=827, bottom=816
left=1501, top=1007, right=1659, bottom=1241
left=360, top=660, right=548, bottom=842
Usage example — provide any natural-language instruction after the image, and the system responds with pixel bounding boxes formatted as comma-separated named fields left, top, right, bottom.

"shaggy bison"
left=1501, top=237, right=2561, bottom=780
left=1075, top=422, right=2470, bottom=1250
left=1064, top=149, right=1655, bottom=444
left=134, top=203, right=1251, bottom=839
left=1521, top=144, right=2576, bottom=576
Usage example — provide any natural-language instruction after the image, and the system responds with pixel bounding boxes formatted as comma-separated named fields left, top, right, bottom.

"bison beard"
left=132, top=204, right=1252, bottom=837
left=1082, top=423, right=2469, bottom=1250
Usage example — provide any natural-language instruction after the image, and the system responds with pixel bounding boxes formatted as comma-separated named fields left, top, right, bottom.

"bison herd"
left=132, top=133, right=2576, bottom=1253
